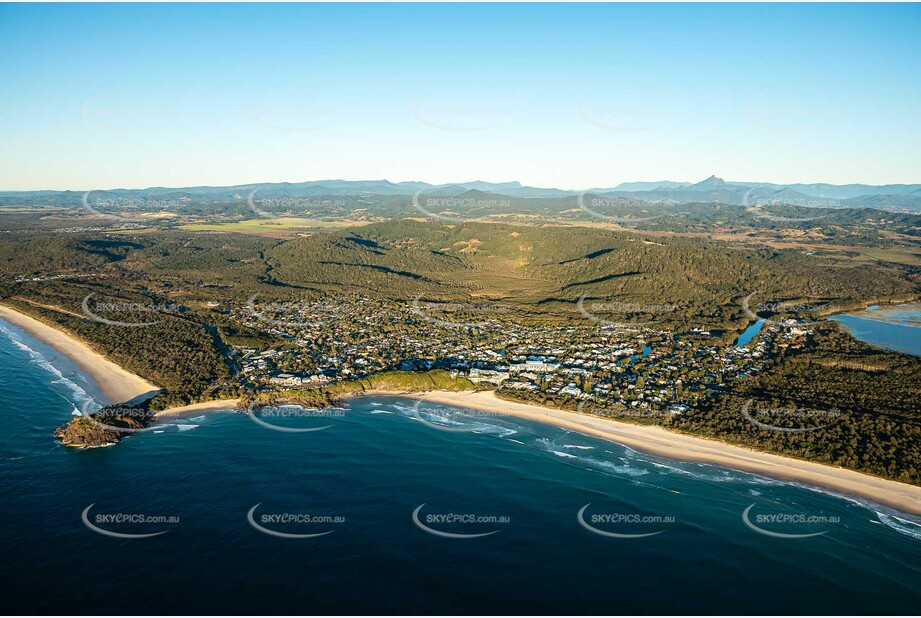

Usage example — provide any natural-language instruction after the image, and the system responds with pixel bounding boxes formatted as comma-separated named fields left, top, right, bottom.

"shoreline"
left=153, top=399, right=241, bottom=420
left=404, top=390, right=921, bottom=516
left=0, top=304, right=160, bottom=405
left=829, top=302, right=921, bottom=357
left=3, top=300, right=917, bottom=515
left=833, top=302, right=921, bottom=326
left=150, top=388, right=921, bottom=515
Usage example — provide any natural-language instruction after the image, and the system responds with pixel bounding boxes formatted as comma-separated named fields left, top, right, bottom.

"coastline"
left=405, top=390, right=921, bottom=516
left=3, top=300, right=916, bottom=515
left=829, top=302, right=921, bottom=357
left=144, top=387, right=921, bottom=515
left=154, top=399, right=241, bottom=420
left=0, top=304, right=160, bottom=405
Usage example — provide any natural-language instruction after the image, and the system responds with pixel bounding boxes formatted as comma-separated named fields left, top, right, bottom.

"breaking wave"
left=0, top=322, right=100, bottom=412
left=875, top=512, right=921, bottom=541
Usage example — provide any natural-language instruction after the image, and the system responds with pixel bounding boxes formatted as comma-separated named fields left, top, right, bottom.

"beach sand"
left=152, top=387, right=921, bottom=514
left=3, top=305, right=916, bottom=516
left=0, top=304, right=160, bottom=405
left=406, top=390, right=921, bottom=516
left=154, top=399, right=241, bottom=420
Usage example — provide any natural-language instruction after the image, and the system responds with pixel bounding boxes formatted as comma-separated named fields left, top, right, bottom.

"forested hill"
left=3, top=220, right=916, bottom=332
left=263, top=221, right=916, bottom=328
left=1, top=219, right=918, bottom=479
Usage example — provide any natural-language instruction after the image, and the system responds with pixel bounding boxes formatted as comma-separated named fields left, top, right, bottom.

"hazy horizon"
left=4, top=173, right=921, bottom=195
left=1, top=3, right=919, bottom=191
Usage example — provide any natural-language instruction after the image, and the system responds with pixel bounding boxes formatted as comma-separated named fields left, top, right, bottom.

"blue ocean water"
left=830, top=305, right=921, bottom=356
left=1, top=319, right=920, bottom=614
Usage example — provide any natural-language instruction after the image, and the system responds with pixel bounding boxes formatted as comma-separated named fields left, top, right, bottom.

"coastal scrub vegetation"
left=0, top=220, right=917, bottom=483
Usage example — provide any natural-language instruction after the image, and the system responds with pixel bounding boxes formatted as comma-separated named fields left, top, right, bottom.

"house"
left=469, top=368, right=510, bottom=385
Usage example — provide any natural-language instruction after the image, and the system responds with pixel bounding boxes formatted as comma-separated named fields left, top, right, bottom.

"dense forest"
left=1, top=220, right=918, bottom=481
left=500, top=324, right=921, bottom=484
left=676, top=325, right=921, bottom=483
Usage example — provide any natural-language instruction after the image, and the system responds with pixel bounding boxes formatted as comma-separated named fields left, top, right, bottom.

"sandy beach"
left=150, top=387, right=921, bottom=514
left=406, top=390, right=921, bottom=516
left=2, top=302, right=917, bottom=516
left=154, top=399, right=241, bottom=420
left=0, top=304, right=160, bottom=405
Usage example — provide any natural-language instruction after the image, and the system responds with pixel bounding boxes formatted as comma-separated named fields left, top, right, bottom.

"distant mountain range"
left=2, top=176, right=920, bottom=212
left=596, top=176, right=921, bottom=210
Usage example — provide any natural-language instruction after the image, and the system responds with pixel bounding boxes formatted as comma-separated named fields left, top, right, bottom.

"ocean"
left=1, top=318, right=920, bottom=615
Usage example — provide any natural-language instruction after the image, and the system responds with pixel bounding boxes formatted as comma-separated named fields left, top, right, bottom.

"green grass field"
left=854, top=246, right=921, bottom=266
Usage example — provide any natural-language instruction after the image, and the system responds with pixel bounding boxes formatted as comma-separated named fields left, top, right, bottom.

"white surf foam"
left=589, top=457, right=647, bottom=477
left=0, top=322, right=100, bottom=410
left=470, top=425, right=517, bottom=437
left=875, top=512, right=921, bottom=541
left=10, top=338, right=34, bottom=354
left=638, top=457, right=781, bottom=485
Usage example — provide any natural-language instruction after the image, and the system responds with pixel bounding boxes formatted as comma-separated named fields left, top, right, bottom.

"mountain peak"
left=694, top=175, right=727, bottom=188
left=457, top=188, right=499, bottom=199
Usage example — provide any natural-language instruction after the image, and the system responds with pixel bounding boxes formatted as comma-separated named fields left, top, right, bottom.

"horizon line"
left=5, top=174, right=921, bottom=194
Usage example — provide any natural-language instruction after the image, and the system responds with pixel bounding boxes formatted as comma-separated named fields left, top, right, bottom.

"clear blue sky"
left=1, top=3, right=918, bottom=190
